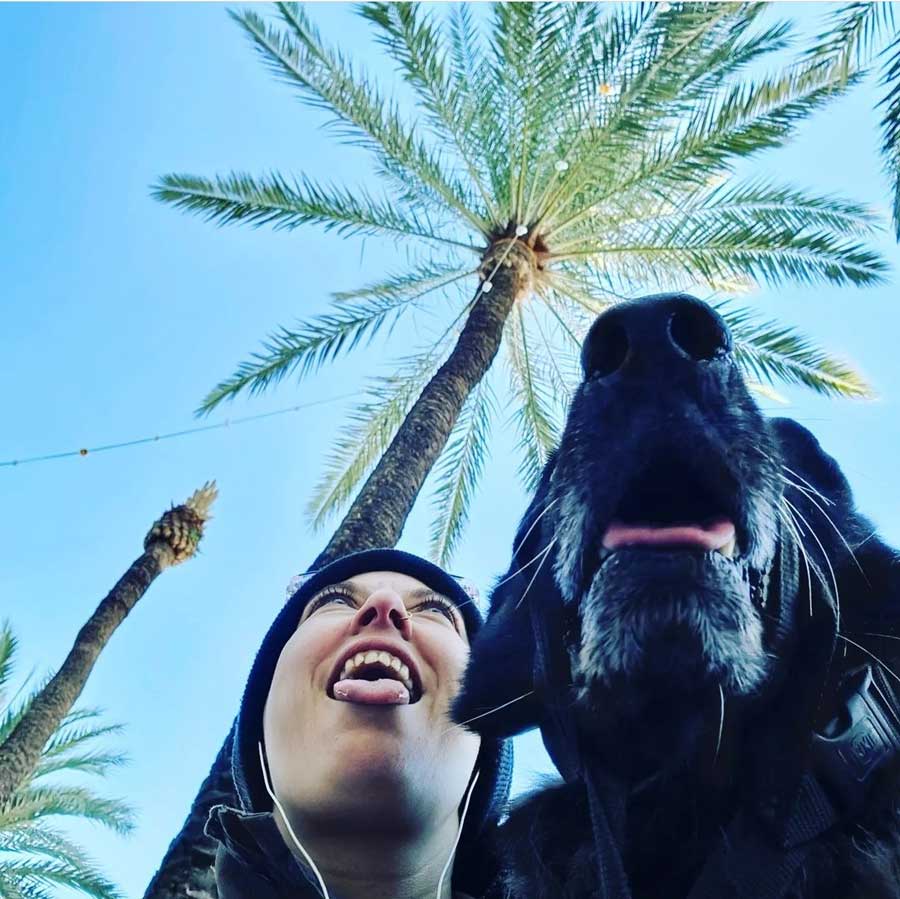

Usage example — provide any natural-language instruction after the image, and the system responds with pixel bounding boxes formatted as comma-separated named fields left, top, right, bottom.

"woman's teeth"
left=338, top=650, right=413, bottom=693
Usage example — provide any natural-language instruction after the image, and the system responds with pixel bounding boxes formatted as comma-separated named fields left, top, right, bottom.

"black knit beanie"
left=231, top=549, right=513, bottom=894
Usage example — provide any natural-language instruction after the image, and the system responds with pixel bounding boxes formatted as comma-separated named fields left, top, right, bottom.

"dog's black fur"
left=454, top=294, right=900, bottom=899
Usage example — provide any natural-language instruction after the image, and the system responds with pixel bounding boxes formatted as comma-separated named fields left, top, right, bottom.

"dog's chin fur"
left=575, top=550, right=771, bottom=709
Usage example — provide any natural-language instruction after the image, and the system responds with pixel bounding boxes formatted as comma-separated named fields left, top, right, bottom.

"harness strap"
left=688, top=663, right=900, bottom=899
left=686, top=774, right=839, bottom=899
left=583, top=749, right=632, bottom=899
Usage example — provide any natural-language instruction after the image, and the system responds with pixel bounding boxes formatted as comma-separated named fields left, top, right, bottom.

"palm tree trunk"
left=0, top=484, right=216, bottom=808
left=143, top=240, right=534, bottom=899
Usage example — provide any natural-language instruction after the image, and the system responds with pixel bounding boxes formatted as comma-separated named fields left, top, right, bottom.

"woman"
left=206, top=548, right=513, bottom=899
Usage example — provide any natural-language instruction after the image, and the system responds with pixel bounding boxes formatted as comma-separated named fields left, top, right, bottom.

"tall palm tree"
left=157, top=2, right=882, bottom=565
left=0, top=484, right=217, bottom=808
left=0, top=623, right=133, bottom=899
left=148, top=3, right=886, bottom=894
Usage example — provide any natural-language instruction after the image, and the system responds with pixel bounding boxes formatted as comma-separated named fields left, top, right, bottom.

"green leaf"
left=0, top=627, right=132, bottom=898
left=197, top=268, right=472, bottom=414
left=306, top=349, right=443, bottom=529
left=429, top=378, right=496, bottom=565
left=153, top=172, right=477, bottom=251
left=505, top=304, right=562, bottom=490
left=0, top=623, right=18, bottom=696
left=233, top=4, right=490, bottom=234
left=357, top=2, right=502, bottom=224
left=723, top=304, right=874, bottom=399
left=804, top=1, right=895, bottom=83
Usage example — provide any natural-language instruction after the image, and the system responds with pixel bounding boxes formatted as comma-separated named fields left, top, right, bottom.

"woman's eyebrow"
left=406, top=587, right=443, bottom=602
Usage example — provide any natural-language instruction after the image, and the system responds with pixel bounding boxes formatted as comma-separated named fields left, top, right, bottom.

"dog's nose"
left=581, top=293, right=732, bottom=380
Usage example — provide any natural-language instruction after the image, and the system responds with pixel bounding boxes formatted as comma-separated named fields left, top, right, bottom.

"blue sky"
left=2, top=3, right=899, bottom=896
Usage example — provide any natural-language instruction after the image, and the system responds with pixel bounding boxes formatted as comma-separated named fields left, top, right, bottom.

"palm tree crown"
left=0, top=624, right=133, bottom=899
left=156, top=2, right=886, bottom=563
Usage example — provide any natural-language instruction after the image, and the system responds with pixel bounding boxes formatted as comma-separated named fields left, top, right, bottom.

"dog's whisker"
left=778, top=504, right=816, bottom=618
left=780, top=465, right=836, bottom=507
left=496, top=531, right=560, bottom=590
left=441, top=690, right=536, bottom=736
left=714, top=684, right=725, bottom=765
left=515, top=539, right=558, bottom=611
left=512, top=498, right=559, bottom=558
left=850, top=631, right=900, bottom=643
left=782, top=497, right=841, bottom=630
left=780, top=475, right=868, bottom=585
left=837, top=634, right=900, bottom=689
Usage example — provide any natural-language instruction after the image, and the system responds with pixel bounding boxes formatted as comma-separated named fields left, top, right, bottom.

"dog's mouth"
left=596, top=455, right=741, bottom=567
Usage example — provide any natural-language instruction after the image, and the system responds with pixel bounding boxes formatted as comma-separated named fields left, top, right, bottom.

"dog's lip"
left=327, top=640, right=423, bottom=703
left=602, top=517, right=736, bottom=552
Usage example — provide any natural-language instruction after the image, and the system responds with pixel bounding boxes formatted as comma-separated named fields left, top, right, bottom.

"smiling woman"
left=205, top=549, right=513, bottom=899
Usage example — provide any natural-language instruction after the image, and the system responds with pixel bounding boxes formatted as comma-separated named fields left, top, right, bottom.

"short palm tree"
left=0, top=624, right=133, bottom=899
left=0, top=483, right=218, bottom=806
left=149, top=4, right=886, bottom=895
left=156, top=2, right=884, bottom=568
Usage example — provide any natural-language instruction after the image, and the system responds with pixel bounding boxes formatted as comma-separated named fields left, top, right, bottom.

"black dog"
left=454, top=294, right=900, bottom=899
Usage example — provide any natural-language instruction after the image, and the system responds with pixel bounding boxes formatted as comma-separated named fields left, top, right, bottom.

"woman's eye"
left=413, top=599, right=458, bottom=624
left=311, top=592, right=355, bottom=612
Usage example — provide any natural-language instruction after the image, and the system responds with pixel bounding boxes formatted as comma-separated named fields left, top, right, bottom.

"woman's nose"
left=349, top=589, right=412, bottom=640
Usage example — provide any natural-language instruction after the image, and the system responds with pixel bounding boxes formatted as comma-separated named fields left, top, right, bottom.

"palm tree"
left=805, top=3, right=900, bottom=238
left=0, top=623, right=133, bottom=899
left=0, top=483, right=217, bottom=807
left=148, top=3, right=886, bottom=894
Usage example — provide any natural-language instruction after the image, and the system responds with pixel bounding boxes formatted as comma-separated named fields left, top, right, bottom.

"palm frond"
left=564, top=221, right=887, bottom=290
left=0, top=629, right=131, bottom=898
left=534, top=3, right=744, bottom=225
left=330, top=260, right=476, bottom=305
left=0, top=624, right=17, bottom=695
left=805, top=1, right=895, bottom=82
left=879, top=33, right=900, bottom=239
left=357, top=2, right=502, bottom=224
left=548, top=54, right=863, bottom=238
left=197, top=280, right=453, bottom=414
left=428, top=378, right=495, bottom=566
left=306, top=349, right=443, bottom=530
left=153, top=172, right=477, bottom=251
left=722, top=305, right=873, bottom=399
left=505, top=304, right=562, bottom=491
left=0, top=787, right=133, bottom=836
left=0, top=856, right=121, bottom=899
left=232, top=4, right=490, bottom=234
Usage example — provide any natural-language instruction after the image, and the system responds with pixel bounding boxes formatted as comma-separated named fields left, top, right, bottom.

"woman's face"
left=263, top=571, right=481, bottom=835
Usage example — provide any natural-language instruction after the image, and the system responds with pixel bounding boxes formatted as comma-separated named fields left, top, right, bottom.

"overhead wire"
left=1, top=393, right=358, bottom=469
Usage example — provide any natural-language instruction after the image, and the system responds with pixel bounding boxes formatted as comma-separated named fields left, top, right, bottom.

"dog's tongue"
left=333, top=678, right=410, bottom=705
left=602, top=517, right=735, bottom=551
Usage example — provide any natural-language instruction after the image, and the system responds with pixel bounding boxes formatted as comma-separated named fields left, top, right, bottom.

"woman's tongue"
left=333, top=677, right=411, bottom=705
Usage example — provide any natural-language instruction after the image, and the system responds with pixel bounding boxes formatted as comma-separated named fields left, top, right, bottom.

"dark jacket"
left=208, top=802, right=506, bottom=898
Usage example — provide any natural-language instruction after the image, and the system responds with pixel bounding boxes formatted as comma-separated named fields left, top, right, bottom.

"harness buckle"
left=811, top=665, right=900, bottom=813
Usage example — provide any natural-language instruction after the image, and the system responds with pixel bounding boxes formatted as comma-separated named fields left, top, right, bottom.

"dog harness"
left=529, top=529, right=900, bottom=899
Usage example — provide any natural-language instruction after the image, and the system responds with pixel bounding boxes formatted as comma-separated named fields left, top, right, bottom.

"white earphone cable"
left=258, top=742, right=332, bottom=899
left=436, top=768, right=481, bottom=899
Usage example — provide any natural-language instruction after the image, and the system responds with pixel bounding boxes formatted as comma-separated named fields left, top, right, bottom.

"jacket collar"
left=206, top=803, right=329, bottom=897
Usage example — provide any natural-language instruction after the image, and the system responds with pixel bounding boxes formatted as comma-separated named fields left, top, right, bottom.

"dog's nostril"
left=585, top=320, right=629, bottom=378
left=668, top=306, right=730, bottom=362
